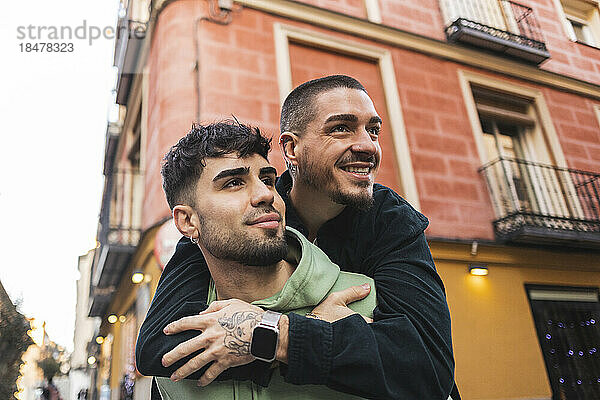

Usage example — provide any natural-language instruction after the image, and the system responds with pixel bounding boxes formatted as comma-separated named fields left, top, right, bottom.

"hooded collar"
left=207, top=227, right=340, bottom=311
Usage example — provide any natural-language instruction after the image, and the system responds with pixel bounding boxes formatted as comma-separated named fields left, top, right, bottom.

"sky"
left=0, top=0, right=121, bottom=351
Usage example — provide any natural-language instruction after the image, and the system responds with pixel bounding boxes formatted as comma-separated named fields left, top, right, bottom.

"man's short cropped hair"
left=280, top=74, right=367, bottom=135
left=161, top=120, right=271, bottom=209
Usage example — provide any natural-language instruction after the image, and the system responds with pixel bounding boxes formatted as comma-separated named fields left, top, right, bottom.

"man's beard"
left=196, top=208, right=288, bottom=267
left=297, top=153, right=375, bottom=211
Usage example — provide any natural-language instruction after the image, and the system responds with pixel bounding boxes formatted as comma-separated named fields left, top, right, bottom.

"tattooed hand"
left=218, top=311, right=261, bottom=356
left=161, top=299, right=288, bottom=386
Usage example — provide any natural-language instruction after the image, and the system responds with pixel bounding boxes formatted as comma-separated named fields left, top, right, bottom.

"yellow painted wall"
left=432, top=242, right=600, bottom=400
left=100, top=227, right=163, bottom=395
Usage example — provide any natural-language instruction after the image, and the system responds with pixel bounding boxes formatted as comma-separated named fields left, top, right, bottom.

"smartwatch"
left=250, top=310, right=282, bottom=362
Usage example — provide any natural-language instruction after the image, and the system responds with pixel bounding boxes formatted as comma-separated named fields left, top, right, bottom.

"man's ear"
left=172, top=205, right=199, bottom=239
left=279, top=131, right=299, bottom=167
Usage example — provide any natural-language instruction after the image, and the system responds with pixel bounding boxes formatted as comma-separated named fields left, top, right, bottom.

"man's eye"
left=331, top=124, right=350, bottom=133
left=261, top=177, right=275, bottom=186
left=368, top=126, right=381, bottom=136
left=223, top=178, right=243, bottom=188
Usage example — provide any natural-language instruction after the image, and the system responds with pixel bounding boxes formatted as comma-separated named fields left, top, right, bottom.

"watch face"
left=251, top=326, right=278, bottom=361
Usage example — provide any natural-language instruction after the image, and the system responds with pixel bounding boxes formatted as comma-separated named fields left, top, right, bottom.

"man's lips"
left=247, top=213, right=281, bottom=229
left=339, top=162, right=376, bottom=180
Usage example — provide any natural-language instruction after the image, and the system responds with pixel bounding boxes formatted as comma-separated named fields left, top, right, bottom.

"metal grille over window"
left=526, top=286, right=600, bottom=400
left=439, top=0, right=550, bottom=63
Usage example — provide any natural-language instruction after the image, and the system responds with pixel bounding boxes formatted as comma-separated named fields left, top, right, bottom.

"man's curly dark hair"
left=161, top=120, right=271, bottom=209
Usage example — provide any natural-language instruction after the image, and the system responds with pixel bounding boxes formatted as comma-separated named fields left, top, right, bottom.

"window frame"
left=458, top=70, right=585, bottom=220
left=458, top=69, right=568, bottom=169
left=553, top=0, right=600, bottom=47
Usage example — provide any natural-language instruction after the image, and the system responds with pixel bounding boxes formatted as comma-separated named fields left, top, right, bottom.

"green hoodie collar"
left=207, top=227, right=340, bottom=312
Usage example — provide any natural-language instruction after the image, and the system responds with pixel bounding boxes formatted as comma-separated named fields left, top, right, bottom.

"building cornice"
left=233, top=0, right=600, bottom=100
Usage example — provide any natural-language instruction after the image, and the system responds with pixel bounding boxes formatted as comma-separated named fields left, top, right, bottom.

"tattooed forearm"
left=218, top=311, right=261, bottom=356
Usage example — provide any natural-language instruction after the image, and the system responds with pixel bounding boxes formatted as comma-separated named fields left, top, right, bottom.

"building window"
left=570, top=19, right=594, bottom=43
left=558, top=0, right=600, bottom=46
left=526, top=285, right=600, bottom=399
left=471, top=83, right=600, bottom=245
left=472, top=85, right=559, bottom=217
left=460, top=71, right=600, bottom=247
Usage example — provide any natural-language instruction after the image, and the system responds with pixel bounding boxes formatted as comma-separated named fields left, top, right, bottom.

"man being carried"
left=137, top=75, right=457, bottom=399
left=156, top=121, right=376, bottom=399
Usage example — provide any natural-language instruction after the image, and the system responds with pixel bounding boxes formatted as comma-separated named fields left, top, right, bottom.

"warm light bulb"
left=119, top=315, right=127, bottom=323
left=131, top=272, right=145, bottom=284
left=96, top=336, right=104, bottom=344
left=108, top=315, right=118, bottom=324
left=469, top=267, right=489, bottom=276
left=87, top=356, right=96, bottom=365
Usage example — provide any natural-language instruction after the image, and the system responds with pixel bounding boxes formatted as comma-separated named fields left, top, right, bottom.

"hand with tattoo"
left=218, top=311, right=261, bottom=356
left=161, top=299, right=289, bottom=386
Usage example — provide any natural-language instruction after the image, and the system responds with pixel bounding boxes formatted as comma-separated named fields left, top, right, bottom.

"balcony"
left=442, top=0, right=550, bottom=64
left=88, top=169, right=142, bottom=317
left=114, top=17, right=147, bottom=105
left=479, top=157, right=600, bottom=248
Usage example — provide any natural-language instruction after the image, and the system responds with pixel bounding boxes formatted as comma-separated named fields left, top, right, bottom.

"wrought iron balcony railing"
left=443, top=0, right=550, bottom=64
left=100, top=225, right=141, bottom=247
left=479, top=157, right=600, bottom=248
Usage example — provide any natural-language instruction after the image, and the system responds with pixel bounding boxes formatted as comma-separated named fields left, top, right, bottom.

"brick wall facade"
left=141, top=0, right=600, bottom=241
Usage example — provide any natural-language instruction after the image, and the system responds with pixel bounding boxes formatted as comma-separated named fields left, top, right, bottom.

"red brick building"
left=89, top=0, right=600, bottom=399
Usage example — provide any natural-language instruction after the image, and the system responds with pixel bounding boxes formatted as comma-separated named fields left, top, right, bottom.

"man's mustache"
left=337, top=153, right=378, bottom=166
left=243, top=206, right=282, bottom=224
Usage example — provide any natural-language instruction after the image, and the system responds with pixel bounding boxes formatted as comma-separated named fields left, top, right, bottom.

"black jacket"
left=136, top=171, right=455, bottom=399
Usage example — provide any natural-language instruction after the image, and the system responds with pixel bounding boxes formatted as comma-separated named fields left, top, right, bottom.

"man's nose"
left=351, top=127, right=378, bottom=155
left=250, top=180, right=275, bottom=206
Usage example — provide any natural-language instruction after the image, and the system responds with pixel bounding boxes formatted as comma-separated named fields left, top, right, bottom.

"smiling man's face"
left=192, top=153, right=287, bottom=266
left=295, top=87, right=382, bottom=210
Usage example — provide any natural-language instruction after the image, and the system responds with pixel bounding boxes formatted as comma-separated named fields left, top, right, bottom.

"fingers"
left=326, top=283, right=371, bottom=306
left=164, top=314, right=210, bottom=335
left=169, top=350, right=215, bottom=382
left=162, top=334, right=207, bottom=367
left=166, top=299, right=245, bottom=333
left=198, top=299, right=234, bottom=315
left=362, top=316, right=374, bottom=323
left=198, top=362, right=228, bottom=387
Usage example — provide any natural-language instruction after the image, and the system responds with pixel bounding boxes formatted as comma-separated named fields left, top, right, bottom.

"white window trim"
left=529, top=288, right=599, bottom=302
left=273, top=23, right=420, bottom=209
left=458, top=69, right=568, bottom=168
left=552, top=0, right=579, bottom=41
left=364, top=0, right=382, bottom=24
left=593, top=103, right=600, bottom=126
left=552, top=0, right=600, bottom=44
